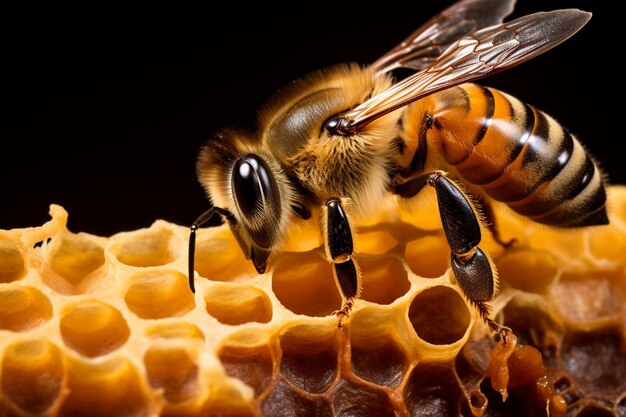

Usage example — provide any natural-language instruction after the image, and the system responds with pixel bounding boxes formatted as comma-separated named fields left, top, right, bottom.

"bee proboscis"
left=188, top=0, right=605, bottom=335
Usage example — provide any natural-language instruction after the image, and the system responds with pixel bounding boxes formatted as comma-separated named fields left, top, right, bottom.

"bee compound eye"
left=232, top=154, right=281, bottom=248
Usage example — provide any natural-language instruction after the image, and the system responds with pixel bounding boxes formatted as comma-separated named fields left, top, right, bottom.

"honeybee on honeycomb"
left=188, top=0, right=604, bottom=336
left=1, top=0, right=625, bottom=416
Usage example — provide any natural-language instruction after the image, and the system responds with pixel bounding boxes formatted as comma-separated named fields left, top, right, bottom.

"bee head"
left=196, top=130, right=295, bottom=272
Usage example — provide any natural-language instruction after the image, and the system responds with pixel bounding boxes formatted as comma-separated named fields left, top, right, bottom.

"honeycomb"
left=1, top=186, right=626, bottom=417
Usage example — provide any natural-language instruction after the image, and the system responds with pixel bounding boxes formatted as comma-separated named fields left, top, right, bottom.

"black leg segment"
left=322, top=198, right=362, bottom=326
left=326, top=198, right=353, bottom=262
left=451, top=247, right=494, bottom=302
left=334, top=259, right=359, bottom=299
left=393, top=175, right=429, bottom=199
left=429, top=172, right=481, bottom=255
left=188, top=206, right=236, bottom=293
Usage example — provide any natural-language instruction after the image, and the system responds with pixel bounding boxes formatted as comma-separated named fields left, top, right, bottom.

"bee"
left=188, top=0, right=606, bottom=335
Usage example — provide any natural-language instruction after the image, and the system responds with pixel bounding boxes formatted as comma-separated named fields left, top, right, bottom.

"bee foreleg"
left=188, top=206, right=236, bottom=293
left=323, top=198, right=363, bottom=327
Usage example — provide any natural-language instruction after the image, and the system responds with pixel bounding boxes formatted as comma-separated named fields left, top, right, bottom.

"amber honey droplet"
left=487, top=332, right=517, bottom=401
left=506, top=344, right=546, bottom=388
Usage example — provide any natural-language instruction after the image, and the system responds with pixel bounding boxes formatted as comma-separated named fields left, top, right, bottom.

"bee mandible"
left=188, top=0, right=605, bottom=335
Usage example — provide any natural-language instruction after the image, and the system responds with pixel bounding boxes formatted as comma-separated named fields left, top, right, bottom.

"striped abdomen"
left=409, top=83, right=608, bottom=227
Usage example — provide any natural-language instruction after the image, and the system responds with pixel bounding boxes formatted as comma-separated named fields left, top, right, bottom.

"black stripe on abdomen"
left=472, top=85, right=495, bottom=146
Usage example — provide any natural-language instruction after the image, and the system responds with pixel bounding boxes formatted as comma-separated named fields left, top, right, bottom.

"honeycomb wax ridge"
left=0, top=186, right=625, bottom=417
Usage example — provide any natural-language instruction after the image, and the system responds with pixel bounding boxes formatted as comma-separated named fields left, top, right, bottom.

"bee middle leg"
left=394, top=171, right=508, bottom=335
left=322, top=197, right=362, bottom=327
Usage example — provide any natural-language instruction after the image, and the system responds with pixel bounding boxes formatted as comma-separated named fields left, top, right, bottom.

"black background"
left=2, top=1, right=620, bottom=237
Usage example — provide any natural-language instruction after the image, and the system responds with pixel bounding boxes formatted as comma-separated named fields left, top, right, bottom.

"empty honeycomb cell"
left=47, top=231, right=104, bottom=293
left=552, top=270, right=625, bottom=322
left=204, top=283, right=272, bottom=325
left=57, top=357, right=153, bottom=417
left=496, top=250, right=559, bottom=294
left=193, top=229, right=257, bottom=281
left=262, top=379, right=333, bottom=417
left=279, top=324, right=338, bottom=393
left=0, top=240, right=25, bottom=283
left=332, top=379, right=396, bottom=417
left=144, top=345, right=200, bottom=403
left=467, top=391, right=488, bottom=416
left=272, top=252, right=341, bottom=317
left=561, top=326, right=626, bottom=399
left=124, top=269, right=195, bottom=319
left=219, top=342, right=273, bottom=396
left=455, top=340, right=492, bottom=413
left=408, top=286, right=471, bottom=345
left=404, top=235, right=449, bottom=278
left=358, top=255, right=410, bottom=305
left=404, top=363, right=463, bottom=417
left=145, top=322, right=205, bottom=340
left=554, top=375, right=572, bottom=393
left=350, top=332, right=407, bottom=387
left=60, top=299, right=130, bottom=357
left=0, top=285, right=52, bottom=332
left=354, top=231, right=397, bottom=255
left=112, top=227, right=175, bottom=267
left=1, top=339, right=64, bottom=414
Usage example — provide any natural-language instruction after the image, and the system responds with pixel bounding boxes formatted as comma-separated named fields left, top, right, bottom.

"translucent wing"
left=372, top=0, right=516, bottom=74
left=332, top=9, right=591, bottom=134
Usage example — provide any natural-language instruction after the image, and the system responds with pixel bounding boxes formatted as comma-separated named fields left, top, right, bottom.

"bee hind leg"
left=394, top=171, right=506, bottom=335
left=323, top=198, right=362, bottom=327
